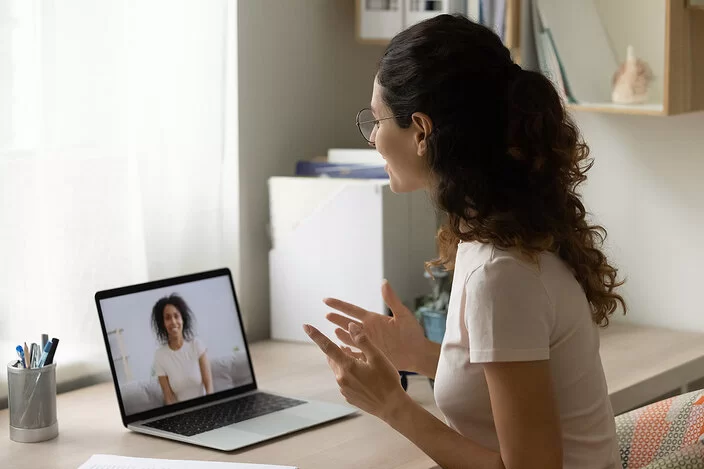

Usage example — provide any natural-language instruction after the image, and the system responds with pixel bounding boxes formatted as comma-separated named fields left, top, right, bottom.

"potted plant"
left=398, top=266, right=451, bottom=392
left=415, top=266, right=451, bottom=344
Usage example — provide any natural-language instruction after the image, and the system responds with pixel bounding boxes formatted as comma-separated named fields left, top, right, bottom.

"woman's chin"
left=388, top=176, right=412, bottom=194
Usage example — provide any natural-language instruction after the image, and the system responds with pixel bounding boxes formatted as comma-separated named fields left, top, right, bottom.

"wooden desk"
left=0, top=341, right=439, bottom=469
left=2, top=323, right=704, bottom=468
left=599, top=321, right=704, bottom=414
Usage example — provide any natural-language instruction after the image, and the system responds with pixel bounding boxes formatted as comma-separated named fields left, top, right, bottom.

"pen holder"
left=7, top=362, right=59, bottom=443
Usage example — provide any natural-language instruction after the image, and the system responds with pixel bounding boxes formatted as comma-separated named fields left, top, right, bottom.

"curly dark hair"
left=377, top=14, right=626, bottom=326
left=151, top=293, right=196, bottom=344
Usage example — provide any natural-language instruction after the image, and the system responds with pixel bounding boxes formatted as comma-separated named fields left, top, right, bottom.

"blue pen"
left=15, top=346, right=26, bottom=369
left=38, top=341, right=52, bottom=367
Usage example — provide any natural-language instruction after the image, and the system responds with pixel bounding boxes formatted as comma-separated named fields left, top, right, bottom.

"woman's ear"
left=411, top=112, right=433, bottom=157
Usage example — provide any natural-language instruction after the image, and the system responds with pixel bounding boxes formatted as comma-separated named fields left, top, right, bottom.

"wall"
left=575, top=110, right=704, bottom=331
left=239, top=2, right=704, bottom=339
left=238, top=0, right=386, bottom=340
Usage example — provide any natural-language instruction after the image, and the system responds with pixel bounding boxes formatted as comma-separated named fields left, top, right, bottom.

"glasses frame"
left=355, top=107, right=404, bottom=145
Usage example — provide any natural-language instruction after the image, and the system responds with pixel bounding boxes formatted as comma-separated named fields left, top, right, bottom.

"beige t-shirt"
left=154, top=338, right=206, bottom=402
left=434, top=241, right=619, bottom=468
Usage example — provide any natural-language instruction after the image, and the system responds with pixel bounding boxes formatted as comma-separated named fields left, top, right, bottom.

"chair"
left=616, top=388, right=704, bottom=468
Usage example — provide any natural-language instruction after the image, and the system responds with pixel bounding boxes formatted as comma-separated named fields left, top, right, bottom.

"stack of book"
left=294, top=149, right=387, bottom=179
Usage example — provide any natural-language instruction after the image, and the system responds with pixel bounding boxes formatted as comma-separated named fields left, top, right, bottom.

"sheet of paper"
left=77, top=454, right=296, bottom=469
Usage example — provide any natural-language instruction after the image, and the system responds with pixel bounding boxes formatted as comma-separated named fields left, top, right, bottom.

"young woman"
left=151, top=294, right=213, bottom=404
left=304, top=14, right=626, bottom=469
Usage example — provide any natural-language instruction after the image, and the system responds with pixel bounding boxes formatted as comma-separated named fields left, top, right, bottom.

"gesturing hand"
left=324, top=280, right=427, bottom=373
left=304, top=322, right=410, bottom=421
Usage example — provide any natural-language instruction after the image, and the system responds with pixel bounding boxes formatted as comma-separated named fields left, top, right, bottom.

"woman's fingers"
left=335, top=327, right=356, bottom=347
left=341, top=345, right=365, bottom=361
left=323, top=297, right=371, bottom=321
left=326, top=312, right=363, bottom=330
left=304, top=324, right=350, bottom=366
left=381, top=280, right=413, bottom=317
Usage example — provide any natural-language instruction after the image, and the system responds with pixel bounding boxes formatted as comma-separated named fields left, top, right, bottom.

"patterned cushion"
left=641, top=443, right=704, bottom=468
left=616, top=389, right=704, bottom=469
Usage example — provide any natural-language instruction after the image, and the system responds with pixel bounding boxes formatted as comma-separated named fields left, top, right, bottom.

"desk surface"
left=3, top=322, right=704, bottom=469
left=0, top=340, right=439, bottom=469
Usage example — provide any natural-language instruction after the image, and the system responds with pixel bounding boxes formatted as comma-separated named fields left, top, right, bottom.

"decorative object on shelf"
left=611, top=45, right=654, bottom=105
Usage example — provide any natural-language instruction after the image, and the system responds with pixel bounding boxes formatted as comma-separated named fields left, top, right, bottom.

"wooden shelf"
left=510, top=0, right=704, bottom=116
left=567, top=102, right=665, bottom=116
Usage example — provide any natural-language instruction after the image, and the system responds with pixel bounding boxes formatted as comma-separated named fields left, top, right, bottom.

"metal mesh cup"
left=7, top=362, right=59, bottom=443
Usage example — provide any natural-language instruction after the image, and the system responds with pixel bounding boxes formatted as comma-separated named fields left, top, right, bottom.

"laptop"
left=95, top=268, right=356, bottom=451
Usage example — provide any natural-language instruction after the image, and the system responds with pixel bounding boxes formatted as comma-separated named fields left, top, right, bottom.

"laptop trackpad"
left=233, top=411, right=316, bottom=436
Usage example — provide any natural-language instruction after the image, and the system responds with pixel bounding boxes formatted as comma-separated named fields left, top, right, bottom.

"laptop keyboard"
left=143, top=392, right=306, bottom=437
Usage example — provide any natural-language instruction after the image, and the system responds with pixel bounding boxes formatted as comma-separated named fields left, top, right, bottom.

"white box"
left=268, top=177, right=438, bottom=343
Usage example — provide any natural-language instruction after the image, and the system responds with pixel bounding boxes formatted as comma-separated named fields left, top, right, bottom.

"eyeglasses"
left=355, top=108, right=404, bottom=145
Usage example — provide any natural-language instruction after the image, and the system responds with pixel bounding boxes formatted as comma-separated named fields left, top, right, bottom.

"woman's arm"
left=199, top=352, right=214, bottom=394
left=157, top=376, right=178, bottom=405
left=386, top=360, right=563, bottom=469
left=305, top=324, right=562, bottom=469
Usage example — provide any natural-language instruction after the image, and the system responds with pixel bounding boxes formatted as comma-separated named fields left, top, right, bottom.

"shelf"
left=356, top=0, right=704, bottom=116
left=518, top=0, right=704, bottom=116
left=567, top=102, right=665, bottom=116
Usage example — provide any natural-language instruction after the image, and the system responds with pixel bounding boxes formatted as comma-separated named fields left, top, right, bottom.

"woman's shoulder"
left=459, top=242, right=545, bottom=286
left=187, top=337, right=206, bottom=355
left=456, top=241, right=531, bottom=276
left=153, top=343, right=170, bottom=359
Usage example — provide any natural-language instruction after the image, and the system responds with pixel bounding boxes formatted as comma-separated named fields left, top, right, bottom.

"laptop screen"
left=97, top=271, right=255, bottom=417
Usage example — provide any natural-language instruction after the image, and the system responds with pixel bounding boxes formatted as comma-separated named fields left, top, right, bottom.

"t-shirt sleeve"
left=465, top=256, right=553, bottom=363
left=193, top=338, right=206, bottom=357
left=153, top=349, right=166, bottom=377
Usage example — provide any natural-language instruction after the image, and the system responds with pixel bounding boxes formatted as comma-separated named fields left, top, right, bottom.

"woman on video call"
left=151, top=294, right=213, bottom=404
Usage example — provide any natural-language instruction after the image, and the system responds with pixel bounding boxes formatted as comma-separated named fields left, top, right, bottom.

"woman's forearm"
left=164, top=392, right=177, bottom=405
left=384, top=394, right=504, bottom=469
left=412, top=339, right=442, bottom=379
left=199, top=354, right=214, bottom=394
left=159, top=378, right=177, bottom=405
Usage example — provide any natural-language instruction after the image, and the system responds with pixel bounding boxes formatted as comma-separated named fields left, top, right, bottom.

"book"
left=531, top=1, right=575, bottom=103
left=294, top=161, right=388, bottom=179
left=536, top=0, right=618, bottom=103
left=327, top=148, right=384, bottom=165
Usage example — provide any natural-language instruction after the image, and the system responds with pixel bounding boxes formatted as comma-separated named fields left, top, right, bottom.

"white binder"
left=268, top=177, right=438, bottom=343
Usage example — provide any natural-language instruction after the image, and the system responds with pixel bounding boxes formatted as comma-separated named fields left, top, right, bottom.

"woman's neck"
left=168, top=336, right=184, bottom=350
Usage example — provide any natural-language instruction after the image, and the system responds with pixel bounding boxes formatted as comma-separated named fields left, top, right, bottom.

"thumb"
left=381, top=280, right=412, bottom=317
left=349, top=323, right=380, bottom=360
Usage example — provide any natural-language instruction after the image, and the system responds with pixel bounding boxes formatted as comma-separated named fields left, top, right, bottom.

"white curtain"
left=0, top=0, right=238, bottom=395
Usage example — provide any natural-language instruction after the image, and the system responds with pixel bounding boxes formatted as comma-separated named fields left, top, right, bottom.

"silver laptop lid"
left=95, top=268, right=257, bottom=426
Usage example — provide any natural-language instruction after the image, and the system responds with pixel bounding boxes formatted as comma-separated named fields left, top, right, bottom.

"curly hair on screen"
left=151, top=293, right=196, bottom=344
left=377, top=14, right=626, bottom=325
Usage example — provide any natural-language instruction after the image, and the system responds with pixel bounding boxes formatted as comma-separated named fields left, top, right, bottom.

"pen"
left=41, top=334, right=49, bottom=350
left=23, top=342, right=29, bottom=369
left=38, top=341, right=52, bottom=367
left=30, top=343, right=40, bottom=368
left=44, top=338, right=59, bottom=366
left=16, top=346, right=26, bottom=369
